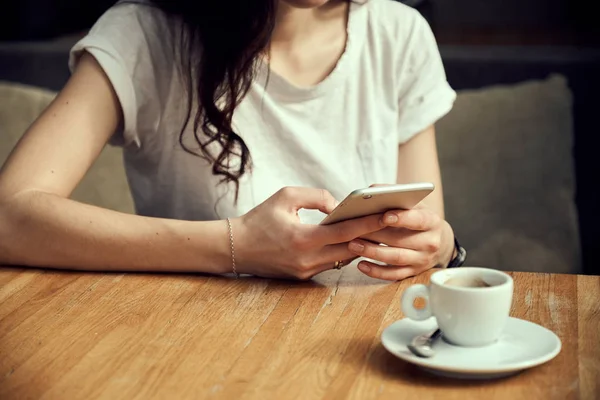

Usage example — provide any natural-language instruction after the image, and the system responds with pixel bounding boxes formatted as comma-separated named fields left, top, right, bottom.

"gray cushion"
left=437, top=75, right=581, bottom=274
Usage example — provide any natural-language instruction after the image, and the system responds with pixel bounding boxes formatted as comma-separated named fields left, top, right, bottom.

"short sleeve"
left=396, top=12, right=456, bottom=143
left=69, top=3, right=174, bottom=147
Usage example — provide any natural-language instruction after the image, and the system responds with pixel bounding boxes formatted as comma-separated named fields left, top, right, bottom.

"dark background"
left=1, top=0, right=598, bottom=46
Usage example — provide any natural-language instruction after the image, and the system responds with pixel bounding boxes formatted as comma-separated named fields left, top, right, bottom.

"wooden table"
left=0, top=266, right=598, bottom=399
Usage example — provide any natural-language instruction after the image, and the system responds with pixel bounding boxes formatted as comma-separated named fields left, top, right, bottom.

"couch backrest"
left=437, top=75, right=580, bottom=274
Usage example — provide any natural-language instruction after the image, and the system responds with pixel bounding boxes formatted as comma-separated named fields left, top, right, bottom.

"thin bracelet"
left=226, top=218, right=239, bottom=278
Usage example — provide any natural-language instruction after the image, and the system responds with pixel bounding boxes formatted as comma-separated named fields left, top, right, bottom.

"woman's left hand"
left=347, top=204, right=455, bottom=281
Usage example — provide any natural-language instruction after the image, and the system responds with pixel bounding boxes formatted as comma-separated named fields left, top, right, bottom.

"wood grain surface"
left=0, top=266, right=598, bottom=400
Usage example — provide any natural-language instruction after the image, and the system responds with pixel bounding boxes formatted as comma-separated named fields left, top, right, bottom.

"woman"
left=0, top=0, right=463, bottom=280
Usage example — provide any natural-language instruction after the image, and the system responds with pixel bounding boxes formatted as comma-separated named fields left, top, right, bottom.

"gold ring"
left=333, top=260, right=345, bottom=270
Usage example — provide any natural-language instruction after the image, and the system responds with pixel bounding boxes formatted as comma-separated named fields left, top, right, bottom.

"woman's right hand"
left=232, top=187, right=384, bottom=280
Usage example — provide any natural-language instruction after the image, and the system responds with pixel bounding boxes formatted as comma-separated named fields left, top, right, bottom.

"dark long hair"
left=145, top=0, right=277, bottom=200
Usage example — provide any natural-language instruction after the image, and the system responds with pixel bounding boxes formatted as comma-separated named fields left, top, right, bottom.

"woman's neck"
left=272, top=1, right=348, bottom=45
left=266, top=0, right=349, bottom=87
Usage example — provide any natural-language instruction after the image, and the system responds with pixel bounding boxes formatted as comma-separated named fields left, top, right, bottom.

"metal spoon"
left=407, top=328, right=443, bottom=358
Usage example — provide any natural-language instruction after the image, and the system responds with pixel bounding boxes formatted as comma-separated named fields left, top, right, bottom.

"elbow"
left=0, top=192, right=31, bottom=265
left=0, top=198, right=17, bottom=265
left=0, top=202, right=13, bottom=265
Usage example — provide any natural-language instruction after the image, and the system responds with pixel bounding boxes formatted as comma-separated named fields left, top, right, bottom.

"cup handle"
left=401, top=284, right=432, bottom=321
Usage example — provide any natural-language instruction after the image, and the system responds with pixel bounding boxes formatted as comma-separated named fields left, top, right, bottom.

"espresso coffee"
left=444, top=275, right=491, bottom=288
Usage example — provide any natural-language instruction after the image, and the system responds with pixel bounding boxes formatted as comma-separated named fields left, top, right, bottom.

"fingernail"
left=349, top=241, right=364, bottom=253
left=358, top=263, right=371, bottom=273
left=385, top=214, right=398, bottom=224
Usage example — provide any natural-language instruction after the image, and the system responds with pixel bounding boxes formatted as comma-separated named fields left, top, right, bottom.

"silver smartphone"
left=319, top=182, right=435, bottom=225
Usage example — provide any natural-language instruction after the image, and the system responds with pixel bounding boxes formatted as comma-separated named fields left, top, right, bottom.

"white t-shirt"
left=69, top=0, right=456, bottom=224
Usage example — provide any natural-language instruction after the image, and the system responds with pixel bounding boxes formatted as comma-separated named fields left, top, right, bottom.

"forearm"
left=0, top=191, right=232, bottom=273
left=397, top=126, right=456, bottom=266
left=396, top=126, right=445, bottom=218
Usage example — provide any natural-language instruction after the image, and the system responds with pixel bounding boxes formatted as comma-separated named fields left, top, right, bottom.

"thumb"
left=277, top=187, right=339, bottom=214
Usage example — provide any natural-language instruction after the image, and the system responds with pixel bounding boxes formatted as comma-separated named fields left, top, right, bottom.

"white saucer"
left=381, top=317, right=561, bottom=379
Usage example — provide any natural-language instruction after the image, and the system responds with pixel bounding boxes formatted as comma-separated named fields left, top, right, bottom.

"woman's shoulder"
left=70, top=1, right=180, bottom=81
left=85, top=1, right=177, bottom=45
left=69, top=1, right=183, bottom=148
left=362, top=0, right=431, bottom=39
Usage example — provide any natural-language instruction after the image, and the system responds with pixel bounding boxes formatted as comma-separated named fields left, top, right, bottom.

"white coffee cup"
left=401, top=267, right=513, bottom=347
